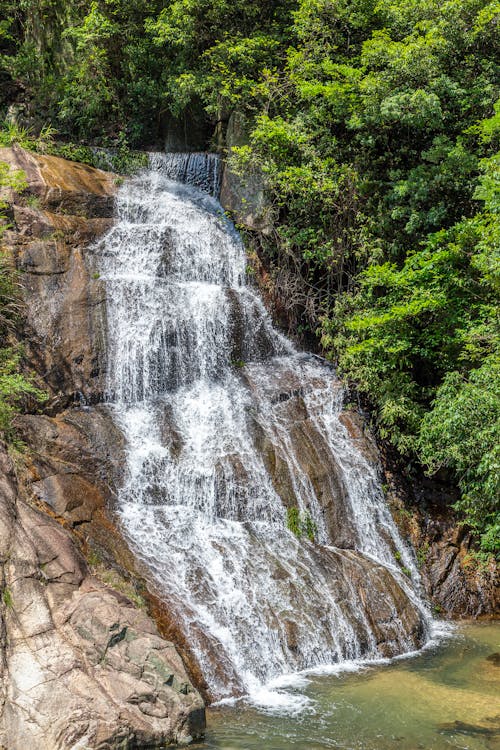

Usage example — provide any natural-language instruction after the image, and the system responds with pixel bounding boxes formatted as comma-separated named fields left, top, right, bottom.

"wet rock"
left=283, top=619, right=299, bottom=652
left=169, top=535, right=426, bottom=695
left=0, top=444, right=205, bottom=749
left=0, top=148, right=209, bottom=729
left=320, top=546, right=425, bottom=656
left=244, top=363, right=359, bottom=549
left=486, top=653, right=500, bottom=666
left=17, top=406, right=125, bottom=528
left=406, top=513, right=498, bottom=617
left=339, top=410, right=379, bottom=466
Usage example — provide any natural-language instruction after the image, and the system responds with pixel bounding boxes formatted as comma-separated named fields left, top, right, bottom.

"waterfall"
left=96, top=154, right=431, bottom=706
left=149, top=152, right=222, bottom=198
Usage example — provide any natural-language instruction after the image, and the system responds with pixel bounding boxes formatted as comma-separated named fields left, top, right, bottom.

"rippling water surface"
left=194, top=623, right=499, bottom=750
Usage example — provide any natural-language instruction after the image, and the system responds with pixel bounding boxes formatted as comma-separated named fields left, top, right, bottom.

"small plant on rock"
left=286, top=506, right=317, bottom=543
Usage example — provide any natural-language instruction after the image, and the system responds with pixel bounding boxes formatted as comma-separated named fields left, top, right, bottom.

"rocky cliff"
left=0, top=147, right=205, bottom=748
left=0, top=145, right=113, bottom=405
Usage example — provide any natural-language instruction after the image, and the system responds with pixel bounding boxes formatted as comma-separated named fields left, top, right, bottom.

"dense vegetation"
left=0, top=0, right=498, bottom=554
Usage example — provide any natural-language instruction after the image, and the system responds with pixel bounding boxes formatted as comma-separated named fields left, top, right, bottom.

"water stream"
left=97, top=153, right=432, bottom=705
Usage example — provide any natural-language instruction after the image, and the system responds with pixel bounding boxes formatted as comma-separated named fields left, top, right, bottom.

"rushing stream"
left=97, top=153, right=433, bottom=705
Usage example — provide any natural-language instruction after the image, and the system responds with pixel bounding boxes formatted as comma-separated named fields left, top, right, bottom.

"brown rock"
left=0, top=145, right=116, bottom=216
left=384, top=457, right=499, bottom=618
left=423, top=529, right=500, bottom=617
left=244, top=363, right=359, bottom=548
left=339, top=410, right=379, bottom=466
left=31, top=473, right=105, bottom=524
left=17, top=406, right=125, bottom=526
left=0, top=443, right=205, bottom=749
left=0, top=146, right=116, bottom=402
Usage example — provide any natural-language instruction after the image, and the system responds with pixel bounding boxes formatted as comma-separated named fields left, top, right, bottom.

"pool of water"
left=193, top=622, right=500, bottom=750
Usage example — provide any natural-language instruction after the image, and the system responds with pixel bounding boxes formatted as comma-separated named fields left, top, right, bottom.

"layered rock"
left=389, top=478, right=500, bottom=618
left=18, top=406, right=124, bottom=527
left=0, top=444, right=204, bottom=750
left=1, top=145, right=115, bottom=404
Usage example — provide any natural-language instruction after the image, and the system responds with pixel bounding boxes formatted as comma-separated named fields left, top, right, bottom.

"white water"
left=96, top=154, right=431, bottom=706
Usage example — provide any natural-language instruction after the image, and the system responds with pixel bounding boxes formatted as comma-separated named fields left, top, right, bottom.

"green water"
left=194, top=623, right=500, bottom=750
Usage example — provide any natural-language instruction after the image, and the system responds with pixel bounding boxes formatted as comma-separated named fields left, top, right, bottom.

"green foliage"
left=302, top=511, right=317, bottom=542
left=0, top=159, right=27, bottom=235
left=286, top=506, right=317, bottom=542
left=0, top=162, right=47, bottom=437
left=0, top=0, right=295, bottom=143
left=51, top=142, right=97, bottom=166
left=104, top=140, right=148, bottom=175
left=327, top=151, right=499, bottom=551
left=230, top=359, right=245, bottom=368
left=0, top=121, right=56, bottom=153
left=2, top=587, right=12, bottom=608
left=286, top=505, right=302, bottom=537
left=0, top=346, right=46, bottom=435
left=419, top=358, right=500, bottom=555
left=53, top=140, right=147, bottom=174
left=416, top=542, right=430, bottom=567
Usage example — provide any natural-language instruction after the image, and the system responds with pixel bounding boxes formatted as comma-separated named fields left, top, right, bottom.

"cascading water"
left=96, top=153, right=431, bottom=706
left=150, top=152, right=222, bottom=198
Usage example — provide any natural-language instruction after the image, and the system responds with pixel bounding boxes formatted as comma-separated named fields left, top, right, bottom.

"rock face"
left=422, top=524, right=499, bottom=617
left=384, top=457, right=499, bottom=618
left=220, top=111, right=273, bottom=233
left=18, top=406, right=124, bottom=527
left=1, top=145, right=115, bottom=404
left=244, top=365, right=371, bottom=551
left=0, top=444, right=205, bottom=750
left=400, top=507, right=499, bottom=618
